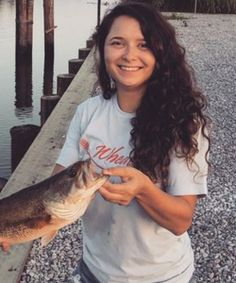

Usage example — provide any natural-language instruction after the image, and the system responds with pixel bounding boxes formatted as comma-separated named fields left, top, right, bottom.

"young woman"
left=54, top=2, right=210, bottom=283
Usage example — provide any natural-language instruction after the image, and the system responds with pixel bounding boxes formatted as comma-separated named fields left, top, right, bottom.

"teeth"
left=119, top=66, right=141, bottom=71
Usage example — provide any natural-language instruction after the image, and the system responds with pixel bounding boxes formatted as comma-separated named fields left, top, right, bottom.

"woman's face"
left=104, top=15, right=156, bottom=94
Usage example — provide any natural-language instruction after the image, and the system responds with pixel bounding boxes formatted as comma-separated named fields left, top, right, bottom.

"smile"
left=118, top=65, right=142, bottom=71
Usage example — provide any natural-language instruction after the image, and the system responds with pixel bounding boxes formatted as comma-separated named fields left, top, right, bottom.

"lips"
left=118, top=65, right=143, bottom=71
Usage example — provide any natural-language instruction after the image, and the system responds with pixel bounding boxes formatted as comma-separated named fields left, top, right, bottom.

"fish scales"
left=0, top=160, right=107, bottom=251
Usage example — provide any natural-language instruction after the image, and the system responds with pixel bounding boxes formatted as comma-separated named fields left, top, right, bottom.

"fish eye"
left=69, top=168, right=77, bottom=178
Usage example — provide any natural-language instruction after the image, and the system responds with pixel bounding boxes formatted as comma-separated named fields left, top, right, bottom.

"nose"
left=122, top=45, right=137, bottom=61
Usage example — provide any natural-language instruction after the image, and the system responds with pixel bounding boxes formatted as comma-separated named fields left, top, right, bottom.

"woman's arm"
left=99, top=167, right=197, bottom=236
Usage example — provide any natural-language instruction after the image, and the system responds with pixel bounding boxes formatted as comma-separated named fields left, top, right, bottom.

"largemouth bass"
left=0, top=159, right=107, bottom=252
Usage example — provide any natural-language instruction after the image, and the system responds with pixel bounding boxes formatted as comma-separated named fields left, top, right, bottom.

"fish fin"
left=26, top=215, right=51, bottom=229
left=41, top=230, right=58, bottom=246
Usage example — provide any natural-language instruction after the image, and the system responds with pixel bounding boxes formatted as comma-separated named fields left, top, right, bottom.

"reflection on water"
left=43, top=48, right=54, bottom=96
left=15, top=50, right=33, bottom=109
left=14, top=107, right=34, bottom=120
left=0, top=0, right=115, bottom=179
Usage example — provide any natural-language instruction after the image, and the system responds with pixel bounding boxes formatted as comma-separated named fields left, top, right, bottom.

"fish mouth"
left=92, top=171, right=105, bottom=180
left=90, top=171, right=108, bottom=187
left=74, top=159, right=108, bottom=190
left=85, top=159, right=107, bottom=181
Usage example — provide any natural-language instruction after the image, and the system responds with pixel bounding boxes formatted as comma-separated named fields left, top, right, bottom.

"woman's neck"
left=116, top=87, right=146, bottom=113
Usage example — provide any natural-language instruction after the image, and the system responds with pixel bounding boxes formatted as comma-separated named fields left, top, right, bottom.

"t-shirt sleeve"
left=56, top=106, right=82, bottom=168
left=167, top=130, right=209, bottom=196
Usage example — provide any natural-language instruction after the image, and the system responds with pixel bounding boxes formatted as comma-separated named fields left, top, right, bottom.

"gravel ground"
left=20, top=14, right=236, bottom=283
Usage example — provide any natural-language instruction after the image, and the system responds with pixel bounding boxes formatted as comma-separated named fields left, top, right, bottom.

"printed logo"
left=80, top=138, right=131, bottom=168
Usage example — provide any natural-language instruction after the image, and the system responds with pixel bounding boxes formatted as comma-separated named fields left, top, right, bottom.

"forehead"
left=106, top=15, right=144, bottom=39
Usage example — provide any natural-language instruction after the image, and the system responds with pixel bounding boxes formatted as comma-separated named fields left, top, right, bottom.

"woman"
left=54, top=2, right=210, bottom=282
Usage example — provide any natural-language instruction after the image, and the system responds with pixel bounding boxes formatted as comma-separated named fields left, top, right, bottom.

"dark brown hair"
left=93, top=2, right=210, bottom=188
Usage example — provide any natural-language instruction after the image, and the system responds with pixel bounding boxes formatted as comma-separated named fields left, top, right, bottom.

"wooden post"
left=43, top=0, right=55, bottom=97
left=16, top=0, right=34, bottom=51
left=15, top=0, right=34, bottom=107
left=78, top=48, right=91, bottom=60
left=40, top=95, right=60, bottom=125
left=27, top=0, right=34, bottom=49
left=68, top=59, right=84, bottom=74
left=16, top=0, right=28, bottom=49
left=0, top=178, right=7, bottom=193
left=97, top=0, right=101, bottom=27
left=15, top=52, right=33, bottom=107
left=43, top=0, right=55, bottom=54
left=86, top=38, right=95, bottom=48
left=194, top=0, right=198, bottom=13
left=10, top=125, right=40, bottom=172
left=57, top=74, right=75, bottom=97
left=43, top=51, right=54, bottom=96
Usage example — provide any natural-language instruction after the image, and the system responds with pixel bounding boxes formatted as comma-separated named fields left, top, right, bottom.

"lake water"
left=0, top=0, right=115, bottom=179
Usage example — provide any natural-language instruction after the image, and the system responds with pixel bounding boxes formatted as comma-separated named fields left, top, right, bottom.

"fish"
left=0, top=159, right=107, bottom=252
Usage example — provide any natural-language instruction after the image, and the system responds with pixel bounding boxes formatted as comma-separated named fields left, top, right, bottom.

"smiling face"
left=104, top=15, right=156, bottom=95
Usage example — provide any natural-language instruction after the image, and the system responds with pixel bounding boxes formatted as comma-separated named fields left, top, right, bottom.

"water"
left=0, top=0, right=115, bottom=179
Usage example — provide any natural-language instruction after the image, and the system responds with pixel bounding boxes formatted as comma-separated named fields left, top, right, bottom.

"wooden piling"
left=78, top=48, right=91, bottom=60
left=68, top=58, right=84, bottom=74
left=15, top=0, right=34, bottom=107
left=16, top=0, right=34, bottom=51
left=0, top=178, right=7, bottom=193
left=10, top=125, right=40, bottom=172
left=57, top=74, right=75, bottom=97
left=43, top=0, right=55, bottom=54
left=43, top=0, right=55, bottom=97
left=15, top=51, right=33, bottom=107
left=86, top=39, right=95, bottom=48
left=27, top=0, right=34, bottom=48
left=40, top=95, right=60, bottom=125
left=97, top=0, right=101, bottom=27
left=194, top=0, right=198, bottom=13
left=43, top=48, right=54, bottom=96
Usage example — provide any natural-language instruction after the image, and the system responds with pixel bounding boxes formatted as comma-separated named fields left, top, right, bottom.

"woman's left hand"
left=99, top=167, right=152, bottom=206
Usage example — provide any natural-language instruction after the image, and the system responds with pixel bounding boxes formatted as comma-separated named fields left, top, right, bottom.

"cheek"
left=104, top=47, right=120, bottom=65
left=104, top=53, right=119, bottom=77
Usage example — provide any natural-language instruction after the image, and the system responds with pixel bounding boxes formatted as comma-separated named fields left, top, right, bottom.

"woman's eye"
left=139, top=42, right=148, bottom=49
left=111, top=40, right=123, bottom=46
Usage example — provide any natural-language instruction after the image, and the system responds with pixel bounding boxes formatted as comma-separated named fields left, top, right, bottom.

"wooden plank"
left=0, top=49, right=97, bottom=283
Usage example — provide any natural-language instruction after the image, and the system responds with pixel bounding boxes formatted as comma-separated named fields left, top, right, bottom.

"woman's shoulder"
left=78, top=93, right=108, bottom=110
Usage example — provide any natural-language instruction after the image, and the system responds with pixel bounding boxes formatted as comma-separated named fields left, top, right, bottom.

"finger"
left=101, top=181, right=129, bottom=194
left=99, top=186, right=125, bottom=202
left=103, top=167, right=136, bottom=178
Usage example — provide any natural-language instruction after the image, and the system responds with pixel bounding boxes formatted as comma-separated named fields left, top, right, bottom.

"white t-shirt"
left=57, top=94, right=208, bottom=283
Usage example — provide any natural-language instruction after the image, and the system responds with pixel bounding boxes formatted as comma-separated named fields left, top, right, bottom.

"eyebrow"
left=108, top=36, right=146, bottom=41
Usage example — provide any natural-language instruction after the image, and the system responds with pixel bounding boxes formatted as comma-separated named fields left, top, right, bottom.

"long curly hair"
left=93, top=2, right=210, bottom=188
